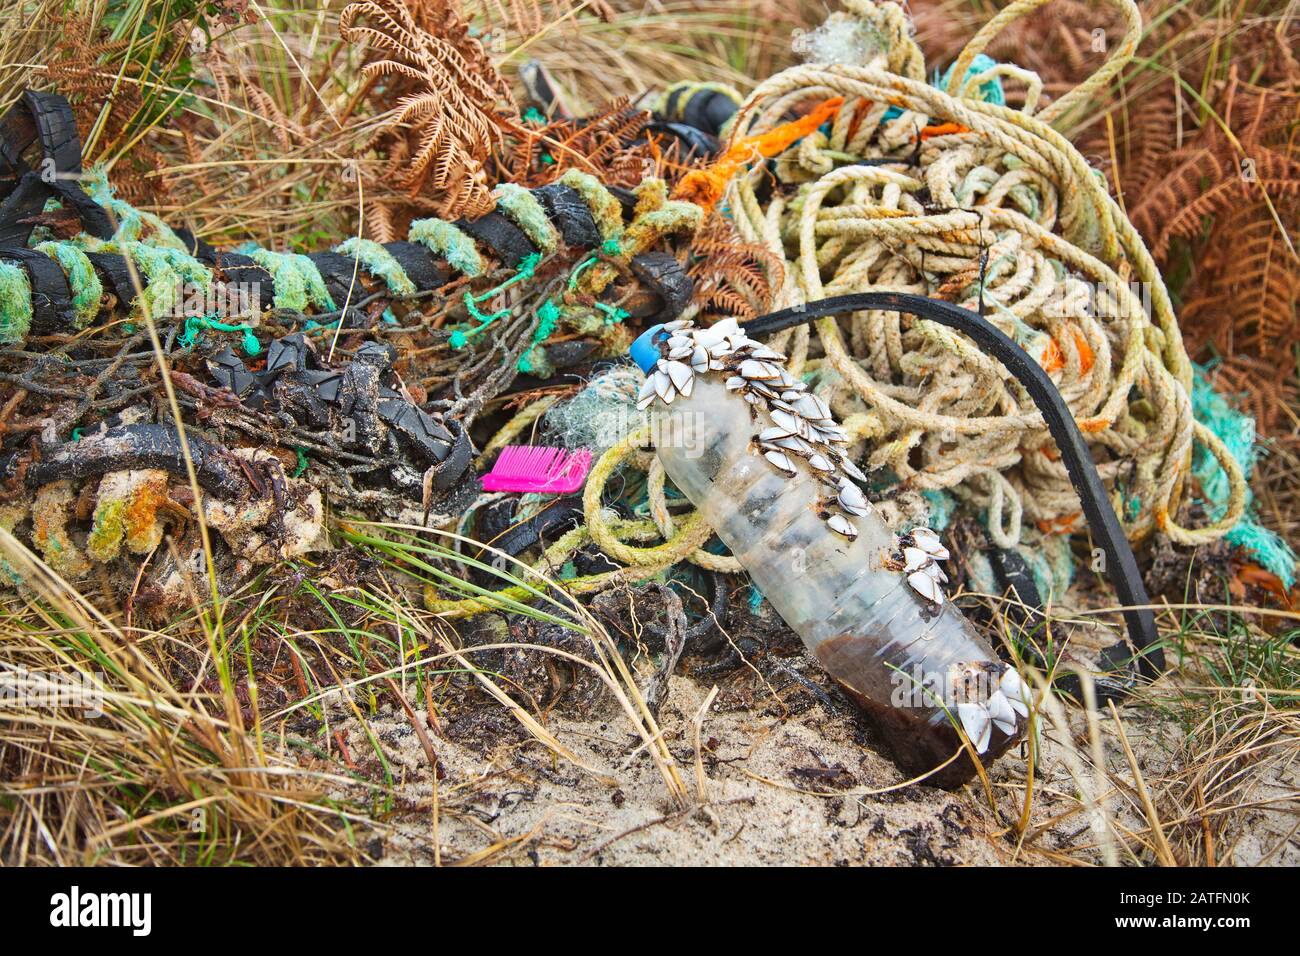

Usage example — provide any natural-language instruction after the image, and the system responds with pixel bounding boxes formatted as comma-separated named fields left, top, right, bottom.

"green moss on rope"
left=249, top=249, right=336, bottom=312
left=409, top=218, right=483, bottom=278
left=81, top=166, right=187, bottom=251
left=493, top=183, right=559, bottom=254
left=0, top=261, right=33, bottom=344
left=35, top=241, right=102, bottom=328
left=93, top=240, right=212, bottom=319
left=335, top=237, right=417, bottom=297
left=559, top=170, right=624, bottom=243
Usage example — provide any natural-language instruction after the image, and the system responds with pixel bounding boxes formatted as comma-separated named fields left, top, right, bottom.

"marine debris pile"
left=0, top=0, right=1288, bottom=761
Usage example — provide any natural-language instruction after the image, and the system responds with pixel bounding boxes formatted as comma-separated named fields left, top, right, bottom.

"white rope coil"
left=723, top=0, right=1244, bottom=549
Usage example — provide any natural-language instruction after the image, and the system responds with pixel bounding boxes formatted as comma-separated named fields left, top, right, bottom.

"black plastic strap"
left=742, top=292, right=1163, bottom=693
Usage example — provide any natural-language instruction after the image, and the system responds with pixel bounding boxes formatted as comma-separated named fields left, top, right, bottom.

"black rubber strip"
left=0, top=93, right=113, bottom=243
left=643, top=121, right=720, bottom=160
left=606, top=186, right=639, bottom=221
left=382, top=240, right=449, bottom=292
left=48, top=178, right=116, bottom=240
left=171, top=226, right=219, bottom=261
left=629, top=251, right=693, bottom=321
left=454, top=211, right=537, bottom=269
left=0, top=246, right=75, bottom=335
left=306, top=250, right=370, bottom=308
left=532, top=183, right=602, bottom=249
left=742, top=292, right=1163, bottom=697
left=85, top=251, right=141, bottom=310
left=211, top=252, right=272, bottom=314
left=682, top=90, right=737, bottom=137
left=0, top=170, right=51, bottom=246
left=489, top=495, right=586, bottom=557
left=662, top=85, right=688, bottom=123
left=22, top=91, right=83, bottom=179
left=0, top=91, right=83, bottom=181
left=25, top=423, right=254, bottom=499
left=428, top=420, right=474, bottom=492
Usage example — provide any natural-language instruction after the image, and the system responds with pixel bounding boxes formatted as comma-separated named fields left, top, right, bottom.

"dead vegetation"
left=0, top=0, right=1296, bottom=866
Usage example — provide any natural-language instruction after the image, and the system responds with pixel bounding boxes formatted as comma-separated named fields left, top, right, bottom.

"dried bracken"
left=686, top=215, right=781, bottom=321
left=38, top=16, right=169, bottom=206
left=500, top=97, right=654, bottom=188
left=341, top=0, right=517, bottom=219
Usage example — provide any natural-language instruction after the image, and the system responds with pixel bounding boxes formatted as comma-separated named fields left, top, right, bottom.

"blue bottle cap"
left=629, top=323, right=666, bottom=373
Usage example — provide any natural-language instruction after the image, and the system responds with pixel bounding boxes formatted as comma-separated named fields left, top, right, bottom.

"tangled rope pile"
left=443, top=0, right=1256, bottom=619
left=455, top=0, right=1249, bottom=621
left=716, top=0, right=1244, bottom=556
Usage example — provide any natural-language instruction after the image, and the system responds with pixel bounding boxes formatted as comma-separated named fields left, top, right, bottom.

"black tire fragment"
left=0, top=246, right=75, bottom=335
left=25, top=423, right=255, bottom=499
left=382, top=240, right=449, bottom=292
left=85, top=251, right=141, bottom=310
left=532, top=183, right=602, bottom=248
left=454, top=211, right=537, bottom=268
left=629, top=251, right=693, bottom=321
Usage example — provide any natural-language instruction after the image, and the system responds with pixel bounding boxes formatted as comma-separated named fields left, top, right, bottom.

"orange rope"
left=919, top=122, right=971, bottom=140
left=673, top=97, right=844, bottom=209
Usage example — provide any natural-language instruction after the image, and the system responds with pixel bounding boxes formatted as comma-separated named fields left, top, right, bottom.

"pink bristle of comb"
left=481, top=445, right=592, bottom=494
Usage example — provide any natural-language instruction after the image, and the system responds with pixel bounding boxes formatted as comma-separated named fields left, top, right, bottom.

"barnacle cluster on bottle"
left=635, top=316, right=955, bottom=609
left=951, top=661, right=1031, bottom=754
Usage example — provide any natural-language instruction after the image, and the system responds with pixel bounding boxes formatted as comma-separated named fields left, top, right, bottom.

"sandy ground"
left=294, top=594, right=1297, bottom=867
left=307, top=664, right=1300, bottom=866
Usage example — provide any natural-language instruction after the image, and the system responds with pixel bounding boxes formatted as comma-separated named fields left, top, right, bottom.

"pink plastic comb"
left=481, top=445, right=593, bottom=493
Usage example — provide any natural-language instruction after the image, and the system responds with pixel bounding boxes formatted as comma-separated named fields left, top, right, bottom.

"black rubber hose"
left=25, top=423, right=255, bottom=499
left=742, top=292, right=1163, bottom=693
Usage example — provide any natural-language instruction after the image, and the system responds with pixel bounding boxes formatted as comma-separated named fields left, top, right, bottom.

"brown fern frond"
left=342, top=0, right=517, bottom=219
left=1203, top=354, right=1300, bottom=436
left=39, top=15, right=168, bottom=204
left=1181, top=195, right=1300, bottom=365
left=687, top=215, right=782, bottom=321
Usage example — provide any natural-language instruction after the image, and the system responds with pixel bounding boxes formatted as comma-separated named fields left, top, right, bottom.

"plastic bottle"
left=630, top=318, right=1029, bottom=786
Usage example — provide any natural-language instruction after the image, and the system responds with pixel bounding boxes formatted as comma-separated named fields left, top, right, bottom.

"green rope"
left=567, top=253, right=597, bottom=290
left=516, top=298, right=562, bottom=372
left=0, top=261, right=33, bottom=344
left=452, top=252, right=543, bottom=349
left=335, top=237, right=417, bottom=297
left=409, top=218, right=484, bottom=278
left=178, top=315, right=262, bottom=356
left=293, top=447, right=309, bottom=477
left=35, top=241, right=103, bottom=328
left=594, top=301, right=629, bottom=325
left=81, top=166, right=187, bottom=250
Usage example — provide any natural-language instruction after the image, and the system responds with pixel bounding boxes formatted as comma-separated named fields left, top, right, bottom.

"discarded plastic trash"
left=481, top=445, right=592, bottom=493
left=630, top=318, right=1030, bottom=787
